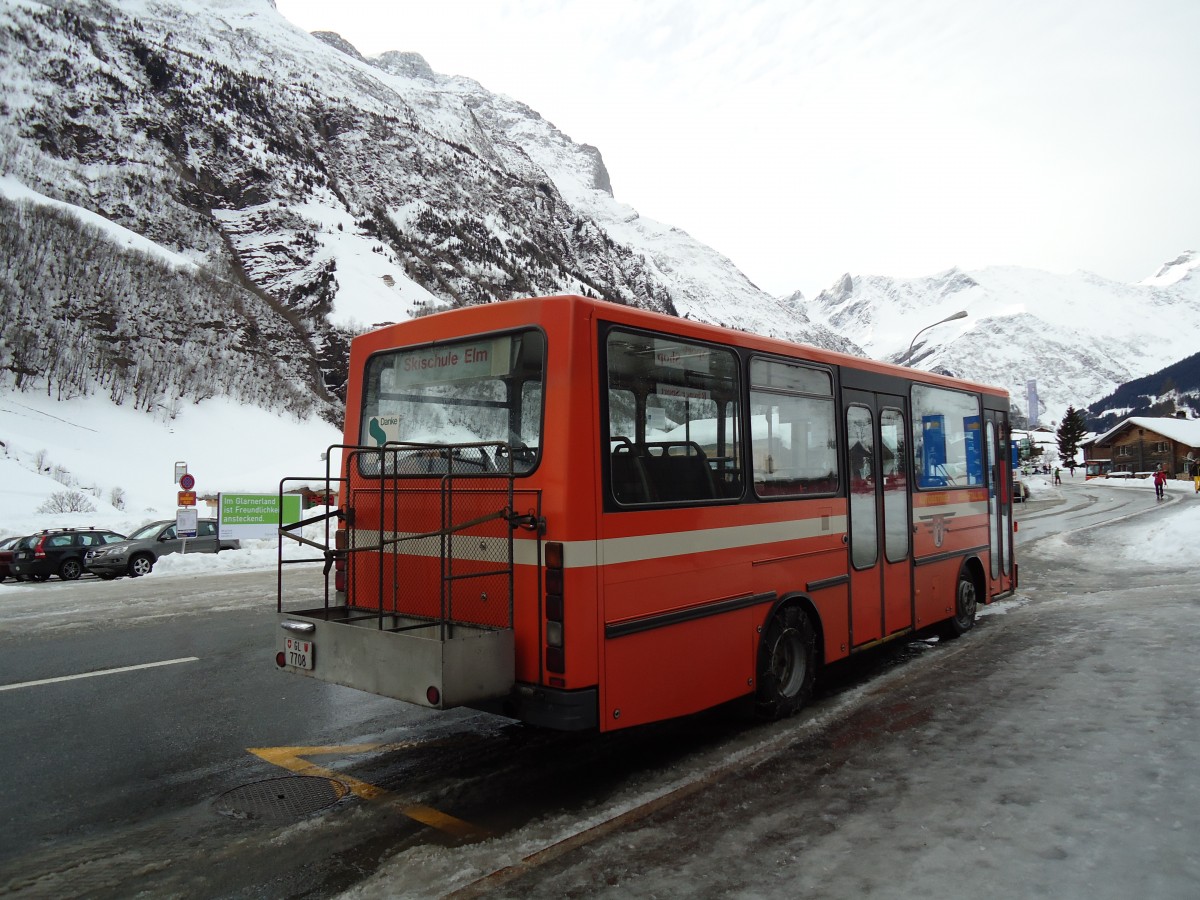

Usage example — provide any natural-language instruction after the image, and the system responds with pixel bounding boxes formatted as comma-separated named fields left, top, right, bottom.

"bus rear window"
left=359, top=329, right=545, bottom=474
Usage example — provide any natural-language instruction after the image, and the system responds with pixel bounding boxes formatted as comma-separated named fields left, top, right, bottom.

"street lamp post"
left=904, top=310, right=969, bottom=363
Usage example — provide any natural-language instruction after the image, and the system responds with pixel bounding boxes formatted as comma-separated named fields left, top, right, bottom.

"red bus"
left=276, top=295, right=1017, bottom=731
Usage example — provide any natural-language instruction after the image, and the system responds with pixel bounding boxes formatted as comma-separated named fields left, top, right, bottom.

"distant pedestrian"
left=1153, top=468, right=1167, bottom=501
left=1053, top=467, right=1062, bottom=485
left=1194, top=463, right=1200, bottom=494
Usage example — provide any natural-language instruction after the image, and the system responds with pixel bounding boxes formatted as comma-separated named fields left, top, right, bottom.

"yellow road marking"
left=248, top=744, right=487, bottom=840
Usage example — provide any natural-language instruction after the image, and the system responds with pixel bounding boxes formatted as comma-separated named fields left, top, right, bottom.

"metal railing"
left=278, top=442, right=540, bottom=640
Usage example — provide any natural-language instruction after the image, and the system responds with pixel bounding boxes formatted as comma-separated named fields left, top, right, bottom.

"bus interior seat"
left=611, top=442, right=720, bottom=504
left=641, top=442, right=718, bottom=501
left=611, top=447, right=654, bottom=504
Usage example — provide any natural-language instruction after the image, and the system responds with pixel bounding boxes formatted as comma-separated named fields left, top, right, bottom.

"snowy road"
left=349, top=480, right=1200, bottom=898
left=1013, top=474, right=1170, bottom=543
left=1, top=482, right=1197, bottom=898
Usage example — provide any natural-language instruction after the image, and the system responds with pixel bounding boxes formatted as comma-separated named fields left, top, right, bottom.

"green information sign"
left=218, top=493, right=302, bottom=540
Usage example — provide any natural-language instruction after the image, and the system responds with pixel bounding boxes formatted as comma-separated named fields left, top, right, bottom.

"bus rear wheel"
left=940, top=568, right=979, bottom=639
left=755, top=605, right=816, bottom=719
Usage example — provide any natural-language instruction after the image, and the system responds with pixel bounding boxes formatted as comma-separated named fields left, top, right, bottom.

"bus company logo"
left=918, top=511, right=957, bottom=547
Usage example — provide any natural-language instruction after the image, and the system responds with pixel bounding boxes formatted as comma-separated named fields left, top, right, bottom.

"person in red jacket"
left=1152, top=467, right=1167, bottom=500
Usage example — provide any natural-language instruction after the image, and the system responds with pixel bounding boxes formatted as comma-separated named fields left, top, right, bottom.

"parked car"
left=0, top=535, right=30, bottom=582
left=9, top=528, right=128, bottom=582
left=84, top=518, right=239, bottom=579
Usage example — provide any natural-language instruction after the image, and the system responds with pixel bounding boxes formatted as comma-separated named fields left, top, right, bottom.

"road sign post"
left=176, top=508, right=199, bottom=544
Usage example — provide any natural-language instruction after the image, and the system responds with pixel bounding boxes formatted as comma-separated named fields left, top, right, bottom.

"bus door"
left=845, top=391, right=913, bottom=646
left=985, top=410, right=1014, bottom=591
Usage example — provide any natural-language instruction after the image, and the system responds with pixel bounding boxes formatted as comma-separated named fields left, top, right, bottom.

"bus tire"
left=940, top=566, right=979, bottom=639
left=755, top=605, right=816, bottom=719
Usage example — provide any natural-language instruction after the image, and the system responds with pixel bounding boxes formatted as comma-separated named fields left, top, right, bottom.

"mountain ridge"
left=0, top=0, right=1196, bottom=438
left=804, top=258, right=1200, bottom=423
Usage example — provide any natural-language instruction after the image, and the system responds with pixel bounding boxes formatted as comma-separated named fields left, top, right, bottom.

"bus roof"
left=352, top=294, right=1009, bottom=399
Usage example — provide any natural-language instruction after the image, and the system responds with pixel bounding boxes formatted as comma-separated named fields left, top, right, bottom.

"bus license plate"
left=282, top=636, right=314, bottom=670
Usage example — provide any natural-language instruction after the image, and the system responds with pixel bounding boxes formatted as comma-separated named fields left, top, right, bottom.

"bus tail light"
left=334, top=526, right=347, bottom=594
left=545, top=541, right=565, bottom=673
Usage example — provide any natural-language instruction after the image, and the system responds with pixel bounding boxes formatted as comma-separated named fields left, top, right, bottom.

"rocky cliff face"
left=0, top=0, right=855, bottom=423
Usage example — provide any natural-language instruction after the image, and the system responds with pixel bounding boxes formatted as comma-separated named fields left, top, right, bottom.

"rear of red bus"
left=275, top=297, right=600, bottom=728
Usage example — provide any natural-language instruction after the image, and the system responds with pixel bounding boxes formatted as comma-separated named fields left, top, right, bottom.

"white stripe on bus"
left=347, top=498, right=986, bottom=570
left=352, top=516, right=849, bottom=569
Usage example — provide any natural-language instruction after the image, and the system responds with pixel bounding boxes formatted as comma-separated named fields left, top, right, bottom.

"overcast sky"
left=272, top=0, right=1199, bottom=298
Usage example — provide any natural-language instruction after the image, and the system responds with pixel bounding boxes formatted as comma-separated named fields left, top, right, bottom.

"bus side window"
left=911, top=385, right=983, bottom=488
left=749, top=358, right=837, bottom=497
left=605, top=328, right=741, bottom=507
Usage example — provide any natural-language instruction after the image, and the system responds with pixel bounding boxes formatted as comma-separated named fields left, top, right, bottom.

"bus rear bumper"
left=277, top=608, right=514, bottom=709
left=509, top=683, right=599, bottom=731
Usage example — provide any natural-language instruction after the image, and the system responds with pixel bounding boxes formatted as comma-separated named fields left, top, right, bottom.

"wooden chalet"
left=1081, top=414, right=1200, bottom=477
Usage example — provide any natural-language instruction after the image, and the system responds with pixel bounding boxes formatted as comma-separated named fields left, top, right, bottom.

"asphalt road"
left=0, top=570, right=437, bottom=897
left=1013, top=474, right=1168, bottom=542
left=429, top=481, right=1200, bottom=899
left=1, top=482, right=1195, bottom=898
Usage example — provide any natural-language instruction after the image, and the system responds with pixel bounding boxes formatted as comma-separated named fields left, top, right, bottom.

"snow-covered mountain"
left=804, top=254, right=1200, bottom=424
left=1, top=0, right=1197, bottom=521
left=0, top=0, right=854, bottom=424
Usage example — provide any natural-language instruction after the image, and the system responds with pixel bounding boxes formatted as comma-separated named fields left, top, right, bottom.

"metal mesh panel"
left=344, top=444, right=518, bottom=632
left=277, top=442, right=538, bottom=640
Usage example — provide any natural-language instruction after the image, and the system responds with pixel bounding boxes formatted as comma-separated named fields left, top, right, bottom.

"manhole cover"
left=216, top=776, right=349, bottom=821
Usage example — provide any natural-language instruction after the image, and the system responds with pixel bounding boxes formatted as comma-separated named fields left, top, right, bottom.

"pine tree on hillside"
left=1057, top=406, right=1088, bottom=465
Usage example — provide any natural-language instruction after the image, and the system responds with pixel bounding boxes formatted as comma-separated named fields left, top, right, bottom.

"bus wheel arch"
left=754, top=596, right=820, bottom=720
left=941, top=557, right=984, bottom=639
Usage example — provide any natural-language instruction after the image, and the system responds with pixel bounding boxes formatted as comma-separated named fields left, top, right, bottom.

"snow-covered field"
left=4, top=388, right=1199, bottom=590
left=1, top=390, right=341, bottom=583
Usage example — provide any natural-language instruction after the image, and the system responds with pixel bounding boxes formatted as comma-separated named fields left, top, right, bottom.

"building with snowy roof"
left=1081, top=415, right=1200, bottom=477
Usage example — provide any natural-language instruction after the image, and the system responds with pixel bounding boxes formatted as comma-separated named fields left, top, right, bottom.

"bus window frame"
left=846, top=401, right=879, bottom=571
left=909, top=382, right=984, bottom=491
left=747, top=353, right=840, bottom=501
left=879, top=405, right=910, bottom=564
left=355, top=325, right=548, bottom=478
left=600, top=321, right=745, bottom=511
